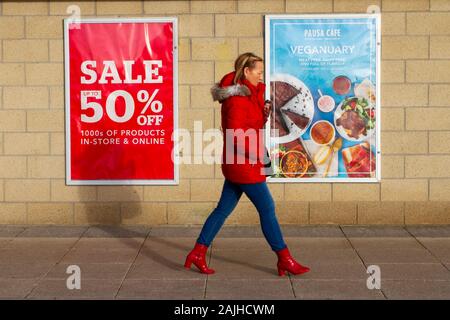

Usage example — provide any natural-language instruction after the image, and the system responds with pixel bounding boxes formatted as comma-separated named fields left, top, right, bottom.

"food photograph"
left=266, top=15, right=380, bottom=181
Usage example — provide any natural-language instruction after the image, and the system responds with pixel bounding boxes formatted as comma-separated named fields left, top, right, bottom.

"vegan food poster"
left=265, top=14, right=381, bottom=182
left=64, top=18, right=178, bottom=185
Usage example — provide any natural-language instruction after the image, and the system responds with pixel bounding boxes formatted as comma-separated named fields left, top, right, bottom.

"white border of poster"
left=64, top=18, right=179, bottom=186
left=264, top=14, right=381, bottom=183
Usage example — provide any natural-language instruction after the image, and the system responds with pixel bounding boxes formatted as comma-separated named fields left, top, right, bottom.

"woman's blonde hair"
left=233, top=52, right=263, bottom=85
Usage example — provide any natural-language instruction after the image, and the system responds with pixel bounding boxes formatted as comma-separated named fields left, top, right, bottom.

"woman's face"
left=244, top=61, right=264, bottom=87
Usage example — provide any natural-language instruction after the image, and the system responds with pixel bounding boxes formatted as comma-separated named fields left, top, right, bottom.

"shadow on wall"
left=76, top=185, right=185, bottom=271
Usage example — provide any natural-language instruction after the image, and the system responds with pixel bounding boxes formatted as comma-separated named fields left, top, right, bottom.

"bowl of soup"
left=310, top=120, right=335, bottom=145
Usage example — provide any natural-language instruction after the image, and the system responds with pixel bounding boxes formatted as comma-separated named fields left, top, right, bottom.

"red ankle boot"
left=184, top=243, right=215, bottom=274
left=276, top=247, right=310, bottom=276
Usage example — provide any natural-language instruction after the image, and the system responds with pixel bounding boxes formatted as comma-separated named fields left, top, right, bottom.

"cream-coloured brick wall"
left=0, top=0, right=449, bottom=226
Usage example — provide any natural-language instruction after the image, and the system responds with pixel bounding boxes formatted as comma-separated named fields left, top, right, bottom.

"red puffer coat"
left=211, top=71, right=268, bottom=184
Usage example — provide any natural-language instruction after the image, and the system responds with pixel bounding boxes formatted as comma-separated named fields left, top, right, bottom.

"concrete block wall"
left=0, top=0, right=449, bottom=225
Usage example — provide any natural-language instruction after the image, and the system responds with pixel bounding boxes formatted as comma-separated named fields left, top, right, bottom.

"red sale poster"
left=64, top=18, right=178, bottom=185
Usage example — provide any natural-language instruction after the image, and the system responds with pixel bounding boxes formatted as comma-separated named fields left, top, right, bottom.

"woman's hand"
left=264, top=100, right=272, bottom=118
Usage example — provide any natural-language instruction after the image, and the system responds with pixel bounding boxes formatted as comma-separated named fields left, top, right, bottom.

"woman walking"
left=184, top=52, right=310, bottom=277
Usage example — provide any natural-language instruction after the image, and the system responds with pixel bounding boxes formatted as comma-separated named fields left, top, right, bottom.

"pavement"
left=0, top=225, right=449, bottom=300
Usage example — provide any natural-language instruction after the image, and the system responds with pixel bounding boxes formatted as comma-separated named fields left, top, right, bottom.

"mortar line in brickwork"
left=378, top=182, right=381, bottom=202
left=189, top=37, right=192, bottom=61
left=25, top=202, right=28, bottom=224
left=21, top=16, right=25, bottom=40
left=402, top=106, right=407, bottom=131
left=404, top=12, right=407, bottom=35
left=23, top=62, right=27, bottom=88
left=331, top=183, right=334, bottom=201
left=403, top=157, right=406, bottom=178
left=49, top=120, right=52, bottom=157
left=382, top=81, right=450, bottom=85
left=165, top=201, right=168, bottom=224
left=403, top=202, right=405, bottom=225
left=381, top=58, right=433, bottom=61
left=47, top=39, right=50, bottom=63
left=401, top=59, right=447, bottom=63
left=403, top=60, right=406, bottom=82
left=189, top=179, right=192, bottom=201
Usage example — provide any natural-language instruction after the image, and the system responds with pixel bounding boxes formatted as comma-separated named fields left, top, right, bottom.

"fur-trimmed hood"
left=210, top=71, right=251, bottom=103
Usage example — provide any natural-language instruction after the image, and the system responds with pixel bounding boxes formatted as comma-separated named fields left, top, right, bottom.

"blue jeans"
left=197, top=179, right=287, bottom=252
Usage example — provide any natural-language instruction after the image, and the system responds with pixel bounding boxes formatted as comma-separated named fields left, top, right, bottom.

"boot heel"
left=278, top=267, right=287, bottom=276
left=184, top=258, right=192, bottom=269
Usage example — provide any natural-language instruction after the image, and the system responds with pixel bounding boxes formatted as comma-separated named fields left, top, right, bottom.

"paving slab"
left=294, top=262, right=368, bottom=280
left=208, top=250, right=280, bottom=279
left=45, top=263, right=131, bottom=280
left=406, top=226, right=450, bottom=238
left=381, top=280, right=450, bottom=300
left=126, top=262, right=207, bottom=280
left=348, top=238, right=424, bottom=250
left=206, top=279, right=294, bottom=300
left=281, top=226, right=345, bottom=238
left=292, top=279, right=386, bottom=300
left=0, top=225, right=448, bottom=299
left=342, top=226, right=410, bottom=238
left=356, top=248, right=439, bottom=264
left=17, top=226, right=87, bottom=238
left=0, top=263, right=54, bottom=279
left=375, top=263, right=450, bottom=281
left=0, top=226, right=26, bottom=238
left=28, top=279, right=122, bottom=299
left=117, top=279, right=206, bottom=299
left=60, top=249, right=138, bottom=264
left=149, top=226, right=202, bottom=238
left=0, top=279, right=39, bottom=299
left=83, top=226, right=150, bottom=238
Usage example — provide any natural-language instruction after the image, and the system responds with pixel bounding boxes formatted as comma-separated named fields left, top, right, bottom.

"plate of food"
left=280, top=150, right=309, bottom=178
left=334, top=96, right=375, bottom=142
left=342, top=142, right=376, bottom=178
left=271, top=138, right=317, bottom=178
left=270, top=73, right=315, bottom=143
